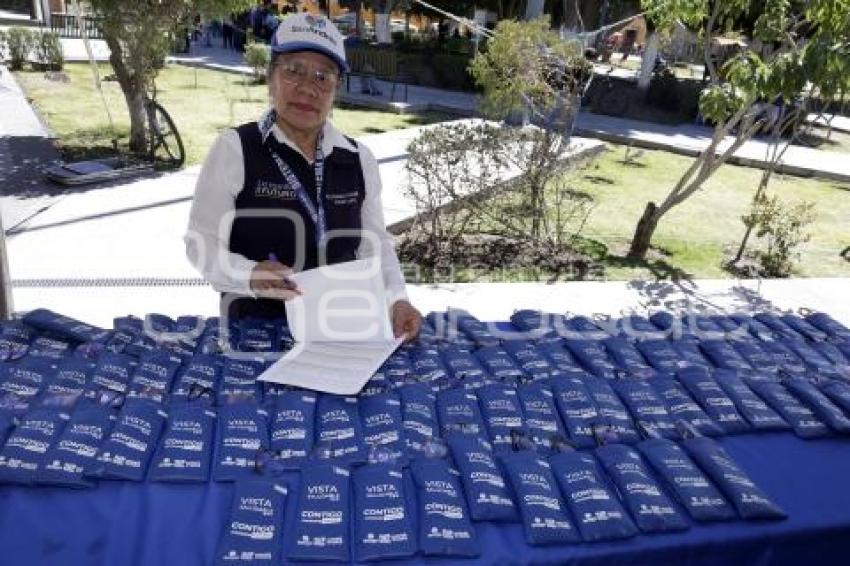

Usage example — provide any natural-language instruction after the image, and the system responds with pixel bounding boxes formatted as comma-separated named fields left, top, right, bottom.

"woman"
left=185, top=13, right=421, bottom=341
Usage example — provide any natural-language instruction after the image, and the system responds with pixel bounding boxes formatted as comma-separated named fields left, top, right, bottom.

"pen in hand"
left=267, top=253, right=300, bottom=292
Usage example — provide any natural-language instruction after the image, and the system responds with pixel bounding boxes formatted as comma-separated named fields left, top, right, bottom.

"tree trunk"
left=627, top=201, right=660, bottom=259
left=104, top=32, right=148, bottom=153
left=637, top=32, right=658, bottom=91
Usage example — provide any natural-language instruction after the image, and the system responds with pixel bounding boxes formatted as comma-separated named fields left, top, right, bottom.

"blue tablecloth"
left=2, top=432, right=849, bottom=566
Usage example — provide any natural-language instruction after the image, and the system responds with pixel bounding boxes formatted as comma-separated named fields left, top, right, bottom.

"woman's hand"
left=391, top=300, right=422, bottom=342
left=249, top=260, right=303, bottom=301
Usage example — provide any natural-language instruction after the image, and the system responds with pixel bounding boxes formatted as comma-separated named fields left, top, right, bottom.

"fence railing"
left=48, top=13, right=103, bottom=39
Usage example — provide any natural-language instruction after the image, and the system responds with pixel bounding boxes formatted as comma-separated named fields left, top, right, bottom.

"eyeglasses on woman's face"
left=275, top=58, right=340, bottom=93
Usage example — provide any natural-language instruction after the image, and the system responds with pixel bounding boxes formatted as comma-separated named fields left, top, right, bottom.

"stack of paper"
left=257, top=258, right=403, bottom=394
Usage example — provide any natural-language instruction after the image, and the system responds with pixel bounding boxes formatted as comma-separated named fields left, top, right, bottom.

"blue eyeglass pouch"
left=0, top=407, right=70, bottom=485
left=26, top=335, right=73, bottom=361
left=474, top=346, right=525, bottom=385
left=476, top=384, right=527, bottom=453
left=713, top=370, right=790, bottom=431
left=806, top=312, right=850, bottom=342
left=602, top=337, right=653, bottom=376
left=549, top=450, right=638, bottom=542
left=698, top=340, right=752, bottom=372
left=681, top=436, right=787, bottom=520
left=409, top=458, right=480, bottom=557
left=234, top=319, right=278, bottom=353
left=44, top=357, right=93, bottom=394
left=636, top=437, right=736, bottom=522
left=36, top=405, right=116, bottom=488
left=218, top=358, right=264, bottom=405
left=445, top=434, right=517, bottom=522
left=286, top=463, right=351, bottom=562
left=783, top=377, right=850, bottom=434
left=729, top=339, right=780, bottom=374
left=436, top=388, right=486, bottom=437
left=582, top=376, right=641, bottom=444
left=501, top=340, right=556, bottom=382
left=745, top=378, right=830, bottom=438
left=1, top=358, right=56, bottom=414
left=359, top=392, right=406, bottom=465
left=563, top=339, right=618, bottom=380
left=635, top=339, right=685, bottom=373
left=440, top=346, right=487, bottom=385
left=594, top=443, right=690, bottom=533
left=676, top=368, right=750, bottom=434
left=352, top=463, right=417, bottom=561
left=126, top=349, right=182, bottom=404
left=611, top=378, right=678, bottom=440
left=399, top=383, right=440, bottom=459
left=86, top=399, right=167, bottom=481
left=315, top=394, right=366, bottom=464
left=380, top=353, right=413, bottom=389
left=550, top=377, right=602, bottom=449
left=149, top=404, right=216, bottom=483
left=171, top=354, right=224, bottom=405
left=536, top=341, right=583, bottom=374
left=82, top=351, right=137, bottom=404
left=817, top=378, right=850, bottom=414
left=498, top=450, right=580, bottom=546
left=214, top=479, right=288, bottom=566
left=0, top=321, right=34, bottom=361
left=268, top=390, right=316, bottom=469
left=410, top=348, right=450, bottom=390
left=517, top=382, right=566, bottom=453
left=213, top=402, right=269, bottom=481
left=651, top=377, right=724, bottom=437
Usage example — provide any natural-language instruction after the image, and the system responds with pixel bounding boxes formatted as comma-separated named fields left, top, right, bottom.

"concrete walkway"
left=0, top=64, right=62, bottom=231
left=171, top=42, right=850, bottom=184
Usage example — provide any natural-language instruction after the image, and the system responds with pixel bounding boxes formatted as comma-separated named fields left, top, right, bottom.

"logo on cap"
left=304, top=14, right=327, bottom=29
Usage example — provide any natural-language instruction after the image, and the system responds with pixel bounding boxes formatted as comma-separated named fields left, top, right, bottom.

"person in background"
left=185, top=13, right=422, bottom=341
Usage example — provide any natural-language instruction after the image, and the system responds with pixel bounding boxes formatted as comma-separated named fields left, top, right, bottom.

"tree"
left=87, top=0, right=250, bottom=153
left=626, top=0, right=850, bottom=260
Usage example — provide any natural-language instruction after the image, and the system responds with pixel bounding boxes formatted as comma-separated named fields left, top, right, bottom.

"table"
left=2, top=431, right=849, bottom=566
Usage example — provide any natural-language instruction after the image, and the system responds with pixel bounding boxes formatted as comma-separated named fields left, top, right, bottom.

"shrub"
left=34, top=31, right=64, bottom=71
left=244, top=42, right=270, bottom=83
left=745, top=192, right=817, bottom=277
left=6, top=27, right=37, bottom=71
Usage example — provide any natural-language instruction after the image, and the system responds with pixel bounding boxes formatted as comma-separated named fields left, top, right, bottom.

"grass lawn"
left=574, top=144, right=850, bottom=279
left=14, top=63, right=850, bottom=280
left=14, top=62, right=451, bottom=165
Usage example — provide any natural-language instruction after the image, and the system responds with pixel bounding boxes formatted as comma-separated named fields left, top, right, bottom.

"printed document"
left=257, top=258, right=403, bottom=394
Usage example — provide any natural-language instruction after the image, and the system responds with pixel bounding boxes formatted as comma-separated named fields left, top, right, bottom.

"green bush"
left=7, top=27, right=38, bottom=71
left=746, top=192, right=817, bottom=277
left=34, top=31, right=64, bottom=71
left=244, top=42, right=270, bottom=83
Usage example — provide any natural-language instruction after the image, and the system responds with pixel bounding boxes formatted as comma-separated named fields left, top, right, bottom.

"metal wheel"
left=147, top=101, right=185, bottom=168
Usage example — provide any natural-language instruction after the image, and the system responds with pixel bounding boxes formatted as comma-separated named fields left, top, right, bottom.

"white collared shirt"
left=184, top=113, right=409, bottom=305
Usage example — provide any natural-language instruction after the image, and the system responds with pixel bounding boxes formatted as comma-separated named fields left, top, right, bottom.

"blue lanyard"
left=267, top=131, right=327, bottom=245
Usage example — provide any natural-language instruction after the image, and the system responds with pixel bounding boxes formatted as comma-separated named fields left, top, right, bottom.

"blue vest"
left=223, top=123, right=365, bottom=320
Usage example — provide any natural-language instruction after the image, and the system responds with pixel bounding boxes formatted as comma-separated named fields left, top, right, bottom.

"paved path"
left=171, top=42, right=850, bottom=184
left=806, top=113, right=850, bottom=134
left=0, top=64, right=62, bottom=231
